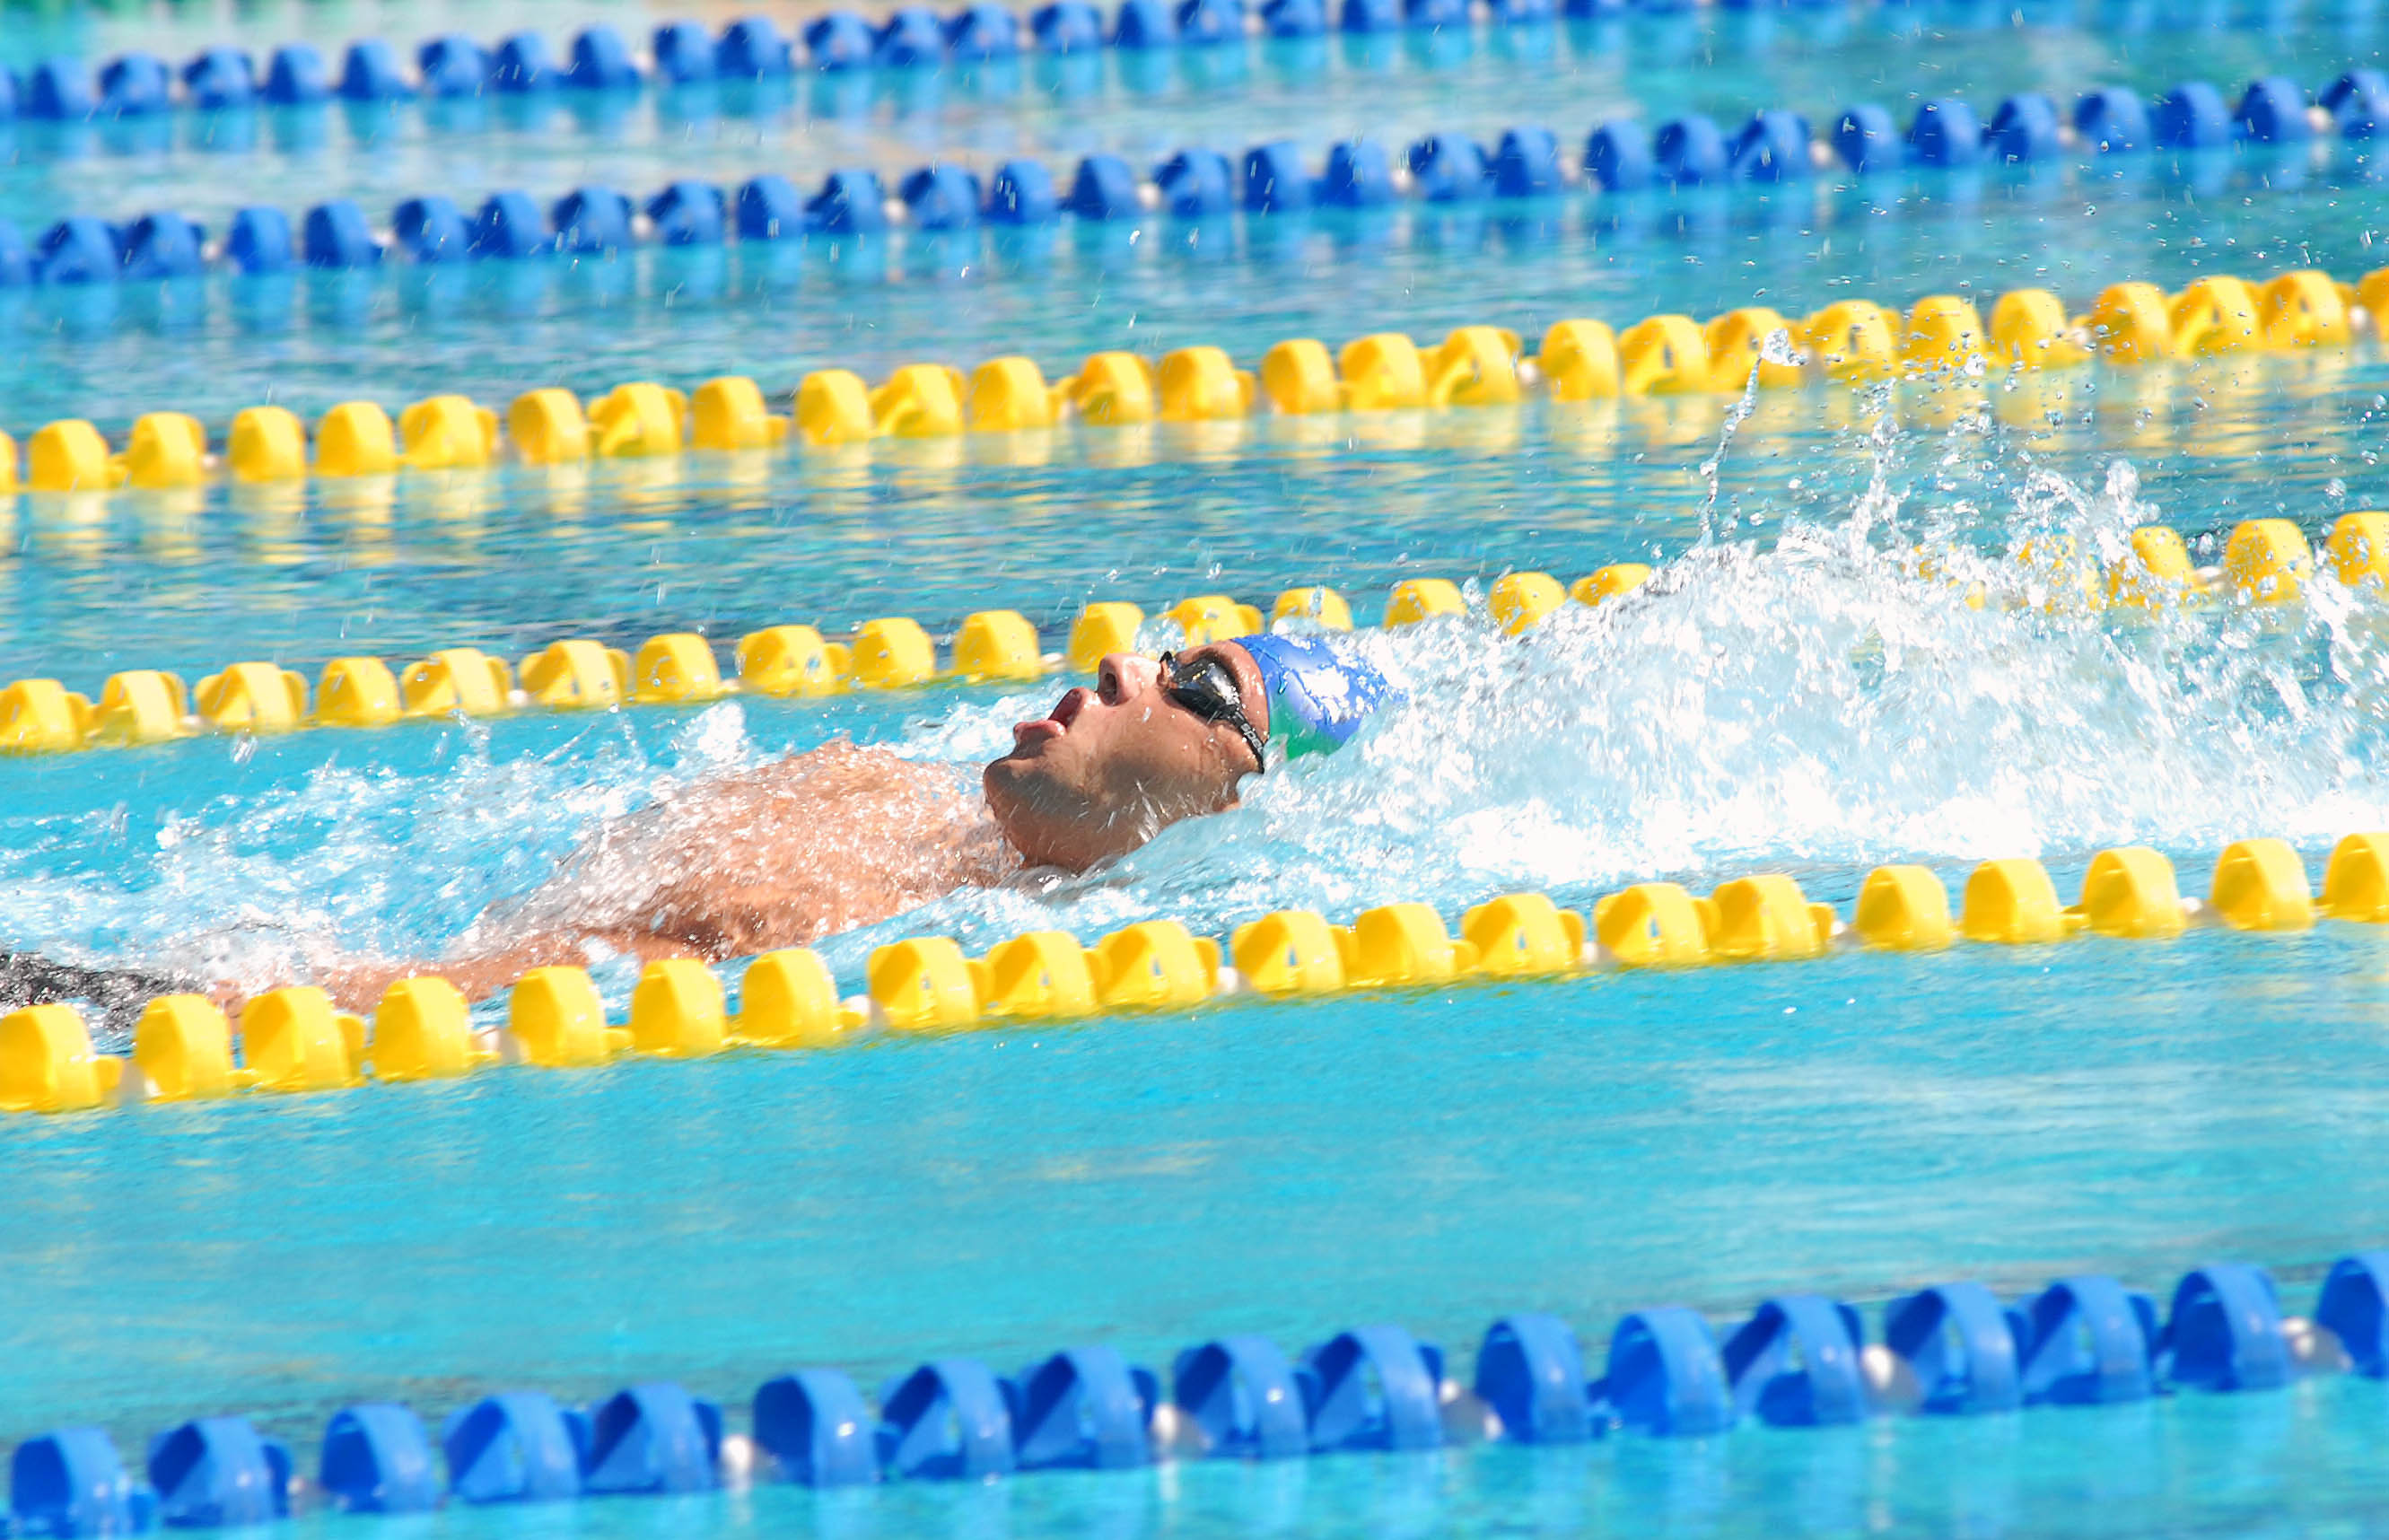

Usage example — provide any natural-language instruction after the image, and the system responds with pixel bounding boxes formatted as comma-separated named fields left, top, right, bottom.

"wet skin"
left=312, top=644, right=1271, bottom=1009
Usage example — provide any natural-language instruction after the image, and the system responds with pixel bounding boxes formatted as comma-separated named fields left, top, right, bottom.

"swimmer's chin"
left=980, top=760, right=1177, bottom=875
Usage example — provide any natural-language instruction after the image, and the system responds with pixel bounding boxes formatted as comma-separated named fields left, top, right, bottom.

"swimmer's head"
left=1235, top=633, right=1394, bottom=759
left=983, top=634, right=1391, bottom=871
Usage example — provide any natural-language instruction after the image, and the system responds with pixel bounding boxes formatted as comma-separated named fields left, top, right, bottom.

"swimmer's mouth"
left=1011, top=687, right=1089, bottom=748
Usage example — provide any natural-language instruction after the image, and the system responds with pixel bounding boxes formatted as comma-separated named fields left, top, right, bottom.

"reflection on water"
left=3, top=359, right=2382, bottom=689
left=4, top=381, right=2389, bottom=992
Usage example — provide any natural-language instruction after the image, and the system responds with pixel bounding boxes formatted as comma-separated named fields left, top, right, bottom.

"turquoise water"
left=0, top=0, right=2377, bottom=276
left=1, top=159, right=2384, bottom=433
left=10, top=917, right=2389, bottom=1538
left=4, top=10, right=2386, bottom=237
left=10, top=8, right=2389, bottom=1536
left=0, top=358, right=2377, bottom=682
left=284, top=1384, right=2389, bottom=1538
left=4, top=368, right=2389, bottom=983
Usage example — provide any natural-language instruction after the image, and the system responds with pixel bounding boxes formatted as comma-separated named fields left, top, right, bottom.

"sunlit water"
left=4, top=0, right=2386, bottom=233
left=8, top=359, right=2389, bottom=1537
left=8, top=888, right=2389, bottom=1538
left=4, top=358, right=2389, bottom=983
left=2, top=151, right=2382, bottom=433
left=8, top=12, right=2389, bottom=1530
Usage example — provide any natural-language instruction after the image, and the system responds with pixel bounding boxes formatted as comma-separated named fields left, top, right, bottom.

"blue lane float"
left=1721, top=1295, right=1867, bottom=1427
left=35, top=218, right=119, bottom=285
left=752, top=1370, right=878, bottom=1485
left=875, top=1361, right=1014, bottom=1480
left=2315, top=1250, right=2389, bottom=1373
left=118, top=213, right=206, bottom=280
left=8, top=1256, right=2385, bottom=1532
left=416, top=35, right=489, bottom=99
left=8, top=1426, right=155, bottom=1535
left=442, top=1391, right=584, bottom=1504
left=1301, top=1326, right=1445, bottom=1452
left=1113, top=0, right=1179, bottom=47
left=1492, top=127, right=1562, bottom=196
left=582, top=1385, right=722, bottom=1495
left=1728, top=109, right=1810, bottom=180
left=719, top=18, right=797, bottom=77
left=1908, top=97, right=1985, bottom=166
left=4, top=5, right=2352, bottom=131
left=2074, top=85, right=2149, bottom=151
left=1170, top=1336, right=1308, bottom=1457
left=2, top=66, right=2385, bottom=295
left=902, top=164, right=983, bottom=229
left=555, top=187, right=636, bottom=255
left=1032, top=1, right=1108, bottom=51
left=1177, top=0, right=1247, bottom=45
left=1323, top=139, right=1397, bottom=205
left=263, top=45, right=329, bottom=105
left=1831, top=102, right=1901, bottom=171
left=2164, top=1263, right=2291, bottom=1392
left=1155, top=149, right=1236, bottom=216
left=804, top=13, right=879, bottom=71
left=987, top=160, right=1060, bottom=223
left=1009, top=1347, right=1156, bottom=1470
left=1407, top=133, right=1491, bottom=200
left=1597, top=1306, right=1734, bottom=1435
left=805, top=171, right=889, bottom=233
left=25, top=59, right=97, bottom=120
left=1244, top=142, right=1313, bottom=212
left=223, top=209, right=292, bottom=275
left=96, top=54, right=172, bottom=117
left=1265, top=0, right=1331, bottom=38
left=877, top=7, right=952, bottom=66
left=2016, top=1274, right=2161, bottom=1405
left=147, top=1418, right=291, bottom=1529
left=318, top=1404, right=438, bottom=1515
left=652, top=22, right=718, bottom=82
left=1655, top=114, right=1728, bottom=185
left=1473, top=1314, right=1591, bottom=1443
left=1881, top=1281, right=2021, bottom=1413
left=337, top=40, right=411, bottom=102
left=1585, top=120, right=1655, bottom=189
left=2156, top=80, right=2234, bottom=147
left=568, top=29, right=643, bottom=90
left=469, top=192, right=547, bottom=259
left=2235, top=74, right=2312, bottom=143
left=949, top=4, right=1028, bottom=57
left=1987, top=92, right=2062, bottom=161
left=181, top=49, right=257, bottom=110
left=390, top=197, right=468, bottom=263
left=735, top=176, right=806, bottom=240
left=649, top=181, right=729, bottom=245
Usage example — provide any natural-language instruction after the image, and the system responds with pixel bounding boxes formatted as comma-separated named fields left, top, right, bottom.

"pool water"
left=0, top=156, right=2380, bottom=434
left=7, top=0, right=2389, bottom=237
left=11, top=920, right=2389, bottom=1538
left=8, top=4, right=2389, bottom=1536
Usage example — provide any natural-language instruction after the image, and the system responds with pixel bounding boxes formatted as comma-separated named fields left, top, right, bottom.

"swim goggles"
left=1159, top=651, right=1268, bottom=772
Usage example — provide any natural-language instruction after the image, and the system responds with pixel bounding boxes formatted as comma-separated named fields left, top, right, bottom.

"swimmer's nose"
left=1099, top=652, right=1160, bottom=705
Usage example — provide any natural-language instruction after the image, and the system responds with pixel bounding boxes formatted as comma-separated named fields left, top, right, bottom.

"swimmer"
left=306, top=634, right=1392, bottom=1009
left=0, top=952, right=206, bottom=1036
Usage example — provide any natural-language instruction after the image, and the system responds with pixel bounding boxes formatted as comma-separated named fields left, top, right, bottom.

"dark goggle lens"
left=1159, top=652, right=1267, bottom=771
left=1164, top=655, right=1240, bottom=719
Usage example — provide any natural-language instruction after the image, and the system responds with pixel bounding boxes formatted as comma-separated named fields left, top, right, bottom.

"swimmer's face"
left=984, top=644, right=1266, bottom=872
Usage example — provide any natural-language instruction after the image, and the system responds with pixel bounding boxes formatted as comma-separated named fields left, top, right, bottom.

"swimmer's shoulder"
left=758, top=739, right=988, bottom=804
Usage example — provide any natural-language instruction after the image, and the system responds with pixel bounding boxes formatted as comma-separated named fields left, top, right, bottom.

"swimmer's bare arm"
left=320, top=742, right=1016, bottom=1008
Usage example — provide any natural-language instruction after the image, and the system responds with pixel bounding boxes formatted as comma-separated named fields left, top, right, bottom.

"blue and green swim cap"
left=1235, top=634, right=1395, bottom=762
